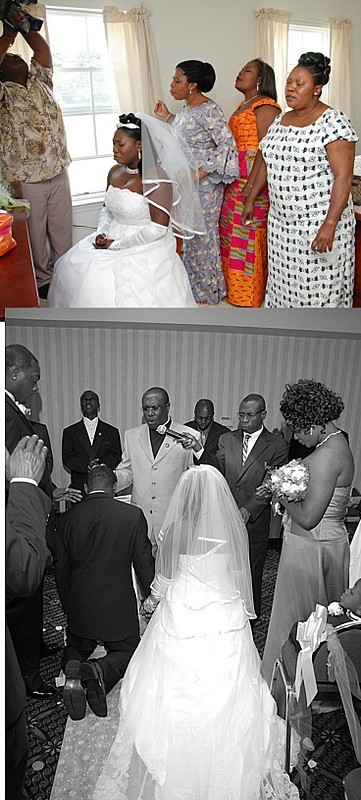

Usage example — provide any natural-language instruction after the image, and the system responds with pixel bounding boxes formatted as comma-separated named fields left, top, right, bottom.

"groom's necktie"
left=242, top=433, right=251, bottom=465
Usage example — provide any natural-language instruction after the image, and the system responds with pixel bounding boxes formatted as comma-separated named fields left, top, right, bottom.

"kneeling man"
left=54, top=465, right=154, bottom=719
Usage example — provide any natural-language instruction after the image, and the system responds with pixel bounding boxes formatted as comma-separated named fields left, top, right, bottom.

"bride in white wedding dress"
left=51, top=466, right=299, bottom=800
left=47, top=113, right=205, bottom=308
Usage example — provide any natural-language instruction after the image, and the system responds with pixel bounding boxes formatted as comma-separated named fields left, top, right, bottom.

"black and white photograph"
left=4, top=309, right=361, bottom=799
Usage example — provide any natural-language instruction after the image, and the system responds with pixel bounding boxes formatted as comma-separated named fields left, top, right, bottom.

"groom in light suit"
left=116, top=387, right=200, bottom=552
left=198, top=394, right=288, bottom=619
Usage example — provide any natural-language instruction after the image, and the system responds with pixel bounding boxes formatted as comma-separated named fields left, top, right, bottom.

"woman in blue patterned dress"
left=242, top=52, right=358, bottom=307
left=155, top=61, right=239, bottom=304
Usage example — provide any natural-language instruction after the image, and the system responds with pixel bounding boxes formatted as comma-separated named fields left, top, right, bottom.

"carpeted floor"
left=22, top=541, right=360, bottom=800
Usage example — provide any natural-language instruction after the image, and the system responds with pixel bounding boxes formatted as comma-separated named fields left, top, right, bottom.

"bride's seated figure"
left=51, top=465, right=299, bottom=800
left=47, top=112, right=205, bottom=308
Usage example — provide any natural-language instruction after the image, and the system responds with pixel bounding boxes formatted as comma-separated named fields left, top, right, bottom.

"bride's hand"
left=93, top=235, right=114, bottom=249
left=140, top=595, right=158, bottom=618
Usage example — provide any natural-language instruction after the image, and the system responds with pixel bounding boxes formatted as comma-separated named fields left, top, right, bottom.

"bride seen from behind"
left=51, top=465, right=299, bottom=800
left=47, top=113, right=205, bottom=308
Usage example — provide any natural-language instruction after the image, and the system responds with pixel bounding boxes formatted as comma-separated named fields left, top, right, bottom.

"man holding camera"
left=0, top=10, right=72, bottom=297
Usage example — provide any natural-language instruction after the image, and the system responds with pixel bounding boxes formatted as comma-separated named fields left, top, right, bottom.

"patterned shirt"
left=0, top=58, right=71, bottom=183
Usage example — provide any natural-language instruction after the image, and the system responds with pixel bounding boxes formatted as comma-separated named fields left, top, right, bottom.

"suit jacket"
left=62, top=418, right=122, bottom=492
left=202, top=427, right=289, bottom=542
left=6, top=483, right=52, bottom=725
left=184, top=419, right=230, bottom=456
left=54, top=493, right=154, bottom=641
left=30, top=420, right=54, bottom=476
left=5, top=393, right=54, bottom=500
left=116, top=422, right=197, bottom=544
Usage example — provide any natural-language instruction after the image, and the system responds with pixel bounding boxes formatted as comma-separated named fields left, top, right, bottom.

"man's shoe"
left=63, top=660, right=86, bottom=720
left=80, top=660, right=107, bottom=717
left=28, top=681, right=58, bottom=699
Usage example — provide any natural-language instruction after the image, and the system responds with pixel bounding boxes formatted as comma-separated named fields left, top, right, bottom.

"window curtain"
left=0, top=4, right=49, bottom=62
left=254, top=7, right=291, bottom=108
left=328, top=18, right=352, bottom=120
left=103, top=4, right=162, bottom=115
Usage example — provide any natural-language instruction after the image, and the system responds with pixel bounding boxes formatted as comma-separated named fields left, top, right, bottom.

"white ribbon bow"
left=295, top=604, right=329, bottom=706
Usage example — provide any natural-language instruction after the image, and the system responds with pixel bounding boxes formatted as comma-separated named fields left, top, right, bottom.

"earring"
left=310, top=426, right=313, bottom=435
left=257, top=81, right=260, bottom=91
left=137, top=149, right=141, bottom=161
left=313, top=92, right=318, bottom=96
left=189, top=89, right=192, bottom=96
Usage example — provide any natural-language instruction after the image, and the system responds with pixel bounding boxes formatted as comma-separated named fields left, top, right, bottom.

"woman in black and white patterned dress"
left=243, top=52, right=358, bottom=307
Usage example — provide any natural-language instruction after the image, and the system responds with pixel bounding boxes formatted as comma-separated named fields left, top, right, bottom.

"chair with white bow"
left=270, top=605, right=361, bottom=774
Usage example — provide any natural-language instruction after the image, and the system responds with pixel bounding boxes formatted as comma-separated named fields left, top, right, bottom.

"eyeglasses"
left=141, top=405, right=166, bottom=413
left=237, top=410, right=265, bottom=419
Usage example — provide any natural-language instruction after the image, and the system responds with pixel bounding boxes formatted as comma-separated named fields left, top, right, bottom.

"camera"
left=0, top=0, right=43, bottom=34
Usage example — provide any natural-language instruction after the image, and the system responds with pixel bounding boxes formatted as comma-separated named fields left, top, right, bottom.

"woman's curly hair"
left=297, top=52, right=331, bottom=86
left=280, top=379, right=344, bottom=433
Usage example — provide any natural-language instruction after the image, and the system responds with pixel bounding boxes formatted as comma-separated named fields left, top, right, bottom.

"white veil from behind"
left=152, top=465, right=255, bottom=618
left=135, top=112, right=206, bottom=239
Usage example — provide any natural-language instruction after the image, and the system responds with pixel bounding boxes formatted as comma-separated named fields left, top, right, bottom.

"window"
left=288, top=23, right=330, bottom=103
left=47, top=8, right=119, bottom=197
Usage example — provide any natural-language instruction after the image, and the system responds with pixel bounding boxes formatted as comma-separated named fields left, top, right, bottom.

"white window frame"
left=288, top=22, right=330, bottom=103
left=46, top=6, right=119, bottom=200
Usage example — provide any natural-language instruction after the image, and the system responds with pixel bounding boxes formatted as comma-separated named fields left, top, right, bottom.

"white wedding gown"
left=50, top=554, right=299, bottom=800
left=47, top=186, right=196, bottom=308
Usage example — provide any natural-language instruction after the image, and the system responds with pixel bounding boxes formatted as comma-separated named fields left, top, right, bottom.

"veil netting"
left=136, top=112, right=206, bottom=240
left=151, top=464, right=255, bottom=621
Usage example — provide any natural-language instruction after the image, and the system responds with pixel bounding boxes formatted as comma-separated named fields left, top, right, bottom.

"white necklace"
left=316, top=429, right=342, bottom=448
left=125, top=165, right=139, bottom=174
left=242, top=93, right=261, bottom=107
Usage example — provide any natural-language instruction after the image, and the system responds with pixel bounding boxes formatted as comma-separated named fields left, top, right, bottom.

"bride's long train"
left=51, top=595, right=299, bottom=800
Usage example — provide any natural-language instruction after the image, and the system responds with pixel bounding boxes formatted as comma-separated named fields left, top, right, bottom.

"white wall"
left=45, top=0, right=361, bottom=151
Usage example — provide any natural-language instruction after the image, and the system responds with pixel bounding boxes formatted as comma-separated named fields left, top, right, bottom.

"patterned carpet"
left=22, top=542, right=360, bottom=800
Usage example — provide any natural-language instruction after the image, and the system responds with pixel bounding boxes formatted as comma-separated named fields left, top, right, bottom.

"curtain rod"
left=292, top=17, right=329, bottom=26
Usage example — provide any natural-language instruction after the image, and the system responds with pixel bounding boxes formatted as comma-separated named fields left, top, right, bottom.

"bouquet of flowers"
left=264, top=459, right=310, bottom=504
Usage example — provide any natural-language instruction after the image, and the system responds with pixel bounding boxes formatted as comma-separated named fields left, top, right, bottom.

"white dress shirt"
left=83, top=416, right=98, bottom=445
left=245, top=425, right=264, bottom=457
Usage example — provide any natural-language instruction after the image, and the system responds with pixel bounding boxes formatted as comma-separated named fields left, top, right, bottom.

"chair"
left=271, top=620, right=361, bottom=774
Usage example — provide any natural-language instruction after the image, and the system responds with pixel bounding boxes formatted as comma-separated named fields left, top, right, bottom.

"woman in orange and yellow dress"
left=220, top=59, right=280, bottom=306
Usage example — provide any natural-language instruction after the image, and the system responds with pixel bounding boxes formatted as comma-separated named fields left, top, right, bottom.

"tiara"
left=117, top=122, right=140, bottom=130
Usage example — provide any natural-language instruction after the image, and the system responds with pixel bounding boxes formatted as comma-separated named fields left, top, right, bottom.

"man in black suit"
left=30, top=419, right=54, bottom=478
left=194, top=394, right=288, bottom=619
left=6, top=435, right=52, bottom=800
left=185, top=398, right=229, bottom=456
left=5, top=343, right=57, bottom=698
left=55, top=465, right=154, bottom=720
left=62, top=390, right=122, bottom=495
